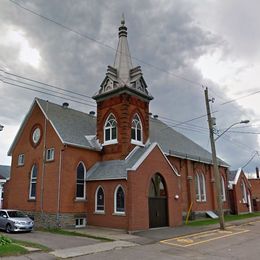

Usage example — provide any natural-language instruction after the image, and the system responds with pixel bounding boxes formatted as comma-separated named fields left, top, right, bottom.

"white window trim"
left=130, top=139, right=144, bottom=146
left=103, top=113, right=117, bottom=144
left=18, top=154, right=25, bottom=166
left=95, top=186, right=105, bottom=213
left=114, top=185, right=125, bottom=215
left=29, top=165, right=37, bottom=200
left=76, top=162, right=86, bottom=200
left=75, top=218, right=86, bottom=228
left=221, top=176, right=226, bottom=202
left=131, top=114, right=143, bottom=143
left=241, top=180, right=247, bottom=204
left=195, top=173, right=206, bottom=202
left=46, top=148, right=55, bottom=161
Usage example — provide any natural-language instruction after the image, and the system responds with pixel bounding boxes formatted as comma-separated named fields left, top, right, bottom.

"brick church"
left=5, top=18, right=230, bottom=231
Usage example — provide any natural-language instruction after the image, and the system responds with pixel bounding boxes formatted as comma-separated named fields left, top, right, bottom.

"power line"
left=0, top=78, right=96, bottom=108
left=0, top=69, right=95, bottom=102
left=7, top=0, right=204, bottom=88
left=241, top=151, right=259, bottom=169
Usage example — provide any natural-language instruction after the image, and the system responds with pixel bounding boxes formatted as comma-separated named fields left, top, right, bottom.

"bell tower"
left=93, top=16, right=153, bottom=160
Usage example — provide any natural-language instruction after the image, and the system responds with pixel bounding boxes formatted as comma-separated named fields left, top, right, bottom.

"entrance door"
left=149, top=174, right=168, bottom=228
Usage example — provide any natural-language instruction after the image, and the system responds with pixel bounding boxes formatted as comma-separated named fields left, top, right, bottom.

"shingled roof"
left=0, top=165, right=11, bottom=180
left=8, top=98, right=228, bottom=167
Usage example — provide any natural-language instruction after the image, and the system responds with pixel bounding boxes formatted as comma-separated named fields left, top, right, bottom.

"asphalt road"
left=1, top=220, right=260, bottom=259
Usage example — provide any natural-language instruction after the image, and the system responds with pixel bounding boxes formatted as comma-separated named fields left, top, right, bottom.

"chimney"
left=62, top=102, right=69, bottom=108
left=256, top=167, right=260, bottom=179
left=89, top=111, right=95, bottom=116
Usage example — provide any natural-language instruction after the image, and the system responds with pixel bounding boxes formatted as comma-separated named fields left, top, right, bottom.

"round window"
left=32, top=127, right=41, bottom=144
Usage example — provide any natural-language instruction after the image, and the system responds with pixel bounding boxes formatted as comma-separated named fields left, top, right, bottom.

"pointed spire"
left=114, top=14, right=133, bottom=84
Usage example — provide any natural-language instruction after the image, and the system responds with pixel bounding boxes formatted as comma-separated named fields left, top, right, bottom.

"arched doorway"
left=148, top=173, right=168, bottom=228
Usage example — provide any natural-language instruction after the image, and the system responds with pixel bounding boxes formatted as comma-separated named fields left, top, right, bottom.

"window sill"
left=75, top=198, right=87, bottom=202
left=196, top=200, right=207, bottom=203
left=45, top=159, right=55, bottom=163
left=131, top=140, right=144, bottom=146
left=28, top=199, right=36, bottom=202
left=112, top=212, right=126, bottom=216
left=103, top=140, right=118, bottom=146
left=94, top=211, right=105, bottom=215
left=17, top=164, right=24, bottom=167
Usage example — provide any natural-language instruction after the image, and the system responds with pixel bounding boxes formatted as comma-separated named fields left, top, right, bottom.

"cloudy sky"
left=0, top=0, right=260, bottom=174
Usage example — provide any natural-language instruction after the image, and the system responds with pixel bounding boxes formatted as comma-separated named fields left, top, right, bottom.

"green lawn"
left=187, top=212, right=260, bottom=227
left=38, top=228, right=114, bottom=242
left=0, top=243, right=28, bottom=257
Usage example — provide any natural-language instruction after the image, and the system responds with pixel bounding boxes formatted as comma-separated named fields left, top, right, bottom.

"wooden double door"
left=148, top=173, right=168, bottom=228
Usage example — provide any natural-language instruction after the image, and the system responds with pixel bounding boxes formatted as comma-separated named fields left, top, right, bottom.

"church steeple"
left=93, top=16, right=153, bottom=101
left=113, top=14, right=133, bottom=84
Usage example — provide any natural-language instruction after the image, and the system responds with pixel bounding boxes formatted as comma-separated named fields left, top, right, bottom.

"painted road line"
left=161, top=227, right=250, bottom=248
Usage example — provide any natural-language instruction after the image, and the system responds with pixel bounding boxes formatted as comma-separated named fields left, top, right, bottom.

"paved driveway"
left=1, top=230, right=99, bottom=250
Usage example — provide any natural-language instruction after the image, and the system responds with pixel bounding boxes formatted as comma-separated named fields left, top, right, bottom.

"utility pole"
left=204, top=87, right=225, bottom=230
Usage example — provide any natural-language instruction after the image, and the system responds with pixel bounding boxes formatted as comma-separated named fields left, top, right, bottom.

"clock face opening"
left=32, top=127, right=41, bottom=144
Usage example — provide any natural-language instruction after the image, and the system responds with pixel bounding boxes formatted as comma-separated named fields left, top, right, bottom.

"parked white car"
left=0, top=209, right=34, bottom=233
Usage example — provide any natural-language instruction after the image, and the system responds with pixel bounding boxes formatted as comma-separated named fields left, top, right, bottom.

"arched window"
left=131, top=114, right=142, bottom=143
left=95, top=186, right=105, bottom=212
left=220, top=176, right=226, bottom=201
left=76, top=162, right=86, bottom=199
left=114, top=185, right=125, bottom=214
left=241, top=180, right=247, bottom=203
left=149, top=174, right=167, bottom=197
left=195, top=173, right=206, bottom=202
left=104, top=114, right=117, bottom=143
left=29, top=164, right=37, bottom=199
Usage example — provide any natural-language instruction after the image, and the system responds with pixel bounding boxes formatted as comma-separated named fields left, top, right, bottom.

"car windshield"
left=7, top=211, right=26, bottom=218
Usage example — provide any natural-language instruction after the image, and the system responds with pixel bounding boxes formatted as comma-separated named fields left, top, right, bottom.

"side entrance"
left=148, top=173, right=168, bottom=228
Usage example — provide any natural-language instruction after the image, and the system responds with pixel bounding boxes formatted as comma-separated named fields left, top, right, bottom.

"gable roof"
left=0, top=165, right=11, bottom=180
left=228, top=168, right=250, bottom=189
left=8, top=98, right=101, bottom=155
left=8, top=98, right=228, bottom=167
left=87, top=143, right=179, bottom=181
left=149, top=118, right=228, bottom=167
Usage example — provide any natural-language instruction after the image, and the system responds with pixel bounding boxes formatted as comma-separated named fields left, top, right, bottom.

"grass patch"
left=0, top=243, right=28, bottom=257
left=187, top=212, right=260, bottom=227
left=38, top=228, right=114, bottom=242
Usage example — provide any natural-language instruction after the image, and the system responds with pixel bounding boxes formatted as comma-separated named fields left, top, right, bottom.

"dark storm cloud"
left=0, top=0, right=259, bottom=171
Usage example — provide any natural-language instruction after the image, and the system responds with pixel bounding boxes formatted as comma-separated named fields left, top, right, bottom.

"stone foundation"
left=23, top=211, right=87, bottom=229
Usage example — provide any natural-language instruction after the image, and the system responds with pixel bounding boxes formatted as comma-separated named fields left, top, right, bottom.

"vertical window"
left=195, top=173, right=206, bottom=202
left=131, top=114, right=142, bottom=143
left=18, top=154, right=25, bottom=166
left=29, top=164, right=37, bottom=199
left=220, top=176, right=226, bottom=201
left=241, top=180, right=247, bottom=203
left=95, top=186, right=105, bottom=212
left=104, top=114, right=117, bottom=143
left=114, top=185, right=125, bottom=214
left=46, top=148, right=55, bottom=161
left=76, top=162, right=86, bottom=199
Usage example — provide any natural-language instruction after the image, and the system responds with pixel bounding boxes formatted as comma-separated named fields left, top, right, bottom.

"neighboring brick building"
left=228, top=168, right=252, bottom=214
left=248, top=167, right=260, bottom=212
left=6, top=18, right=230, bottom=231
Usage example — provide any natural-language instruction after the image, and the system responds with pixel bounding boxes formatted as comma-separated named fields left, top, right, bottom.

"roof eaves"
left=65, top=142, right=102, bottom=152
left=8, top=98, right=37, bottom=156
left=87, top=177, right=127, bottom=181
left=36, top=99, right=65, bottom=146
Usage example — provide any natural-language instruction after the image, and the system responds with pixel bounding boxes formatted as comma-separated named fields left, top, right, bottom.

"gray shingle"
left=0, top=165, right=11, bottom=179
left=228, top=170, right=237, bottom=182
left=149, top=118, right=228, bottom=166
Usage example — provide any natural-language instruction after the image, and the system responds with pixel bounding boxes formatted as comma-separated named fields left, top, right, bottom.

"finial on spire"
left=121, top=13, right=125, bottom=25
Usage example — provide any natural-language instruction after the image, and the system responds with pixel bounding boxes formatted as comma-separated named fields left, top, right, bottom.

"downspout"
left=56, top=146, right=64, bottom=227
left=40, top=101, right=48, bottom=220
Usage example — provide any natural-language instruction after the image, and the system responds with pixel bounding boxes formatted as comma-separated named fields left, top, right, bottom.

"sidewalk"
left=4, top=216, right=260, bottom=259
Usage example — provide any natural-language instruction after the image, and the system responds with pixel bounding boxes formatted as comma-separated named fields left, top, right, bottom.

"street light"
left=0, top=124, right=4, bottom=131
left=215, top=120, right=250, bottom=141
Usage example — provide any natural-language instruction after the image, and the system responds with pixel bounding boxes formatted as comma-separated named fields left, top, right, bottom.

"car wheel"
left=6, top=224, right=12, bottom=233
